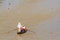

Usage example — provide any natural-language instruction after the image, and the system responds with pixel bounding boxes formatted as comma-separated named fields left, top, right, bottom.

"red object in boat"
left=17, top=27, right=27, bottom=34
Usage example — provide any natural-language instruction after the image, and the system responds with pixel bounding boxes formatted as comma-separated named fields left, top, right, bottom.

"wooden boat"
left=17, top=22, right=27, bottom=34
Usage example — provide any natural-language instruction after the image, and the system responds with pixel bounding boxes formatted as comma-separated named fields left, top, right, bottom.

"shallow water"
left=0, top=0, right=60, bottom=40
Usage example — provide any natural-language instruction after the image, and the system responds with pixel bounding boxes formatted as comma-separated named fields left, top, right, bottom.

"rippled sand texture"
left=0, top=0, right=60, bottom=40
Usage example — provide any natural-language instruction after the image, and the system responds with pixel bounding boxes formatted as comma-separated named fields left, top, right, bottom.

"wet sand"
left=0, top=0, right=60, bottom=40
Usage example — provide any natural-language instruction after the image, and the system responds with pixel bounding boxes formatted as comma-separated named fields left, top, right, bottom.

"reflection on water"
left=0, top=0, right=60, bottom=40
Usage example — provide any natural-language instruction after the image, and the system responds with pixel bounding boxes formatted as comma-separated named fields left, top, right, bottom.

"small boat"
left=17, top=22, right=27, bottom=34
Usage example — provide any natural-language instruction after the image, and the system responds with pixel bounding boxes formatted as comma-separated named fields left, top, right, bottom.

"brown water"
left=0, top=0, right=60, bottom=40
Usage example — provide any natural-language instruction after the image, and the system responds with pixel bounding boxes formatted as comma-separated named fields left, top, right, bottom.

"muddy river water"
left=0, top=0, right=60, bottom=40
